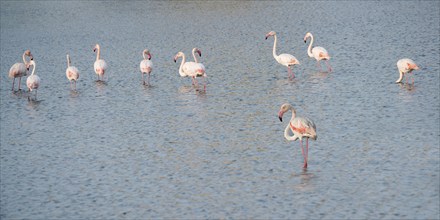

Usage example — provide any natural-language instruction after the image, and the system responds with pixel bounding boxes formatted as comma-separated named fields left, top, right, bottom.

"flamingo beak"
left=198, top=51, right=202, bottom=57
left=30, top=55, right=34, bottom=60
left=93, top=48, right=96, bottom=52
left=148, top=54, right=151, bottom=60
left=278, top=111, right=284, bottom=122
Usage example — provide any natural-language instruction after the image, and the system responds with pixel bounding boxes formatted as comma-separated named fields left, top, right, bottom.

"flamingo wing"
left=312, top=47, right=330, bottom=60
left=291, top=117, right=317, bottom=140
left=9, top=63, right=27, bottom=78
left=94, top=59, right=107, bottom=74
left=140, top=60, right=153, bottom=73
left=277, top=53, right=298, bottom=66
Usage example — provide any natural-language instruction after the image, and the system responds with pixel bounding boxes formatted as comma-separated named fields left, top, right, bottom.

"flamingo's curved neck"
left=272, top=34, right=278, bottom=59
left=306, top=35, right=314, bottom=57
left=178, top=54, right=186, bottom=76
left=284, top=108, right=298, bottom=141
left=67, top=55, right=71, bottom=67
left=96, top=47, right=101, bottom=61
left=22, top=52, right=26, bottom=64
left=142, top=52, right=147, bottom=60
left=30, top=63, right=36, bottom=76
left=192, top=49, right=199, bottom=63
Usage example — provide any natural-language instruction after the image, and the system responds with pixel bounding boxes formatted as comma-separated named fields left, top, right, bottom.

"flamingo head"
left=174, top=52, right=184, bottom=63
left=143, top=49, right=151, bottom=60
left=28, top=60, right=35, bottom=69
left=407, top=62, right=419, bottom=70
left=265, top=31, right=276, bottom=40
left=195, top=48, right=202, bottom=57
left=278, top=103, right=294, bottom=122
left=25, top=50, right=33, bottom=60
left=93, top=44, right=100, bottom=53
left=304, top=32, right=312, bottom=43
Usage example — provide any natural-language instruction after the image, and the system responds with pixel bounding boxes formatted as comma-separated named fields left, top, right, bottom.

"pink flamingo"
left=304, top=32, right=332, bottom=72
left=140, top=49, right=153, bottom=85
left=278, top=103, right=317, bottom=168
left=93, top=44, right=107, bottom=81
left=174, top=51, right=207, bottom=91
left=66, top=54, right=79, bottom=91
left=396, top=58, right=419, bottom=84
left=26, top=60, right=40, bottom=101
left=265, top=31, right=300, bottom=79
left=8, top=50, right=33, bottom=91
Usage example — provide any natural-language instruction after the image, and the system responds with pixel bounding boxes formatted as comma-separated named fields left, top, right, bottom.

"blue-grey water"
left=1, top=1, right=439, bottom=219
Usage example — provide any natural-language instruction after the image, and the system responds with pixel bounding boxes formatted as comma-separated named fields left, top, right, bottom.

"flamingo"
left=174, top=51, right=207, bottom=91
left=304, top=32, right=332, bottom=72
left=93, top=44, right=107, bottom=81
left=139, top=49, right=153, bottom=85
left=26, top=60, right=40, bottom=101
left=265, top=31, right=300, bottom=79
left=8, top=50, right=33, bottom=91
left=396, top=58, right=419, bottom=84
left=66, top=54, right=79, bottom=91
left=278, top=103, right=317, bottom=168
left=192, top=47, right=207, bottom=84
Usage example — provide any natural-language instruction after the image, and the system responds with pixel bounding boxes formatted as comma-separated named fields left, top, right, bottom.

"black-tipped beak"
left=279, top=116, right=283, bottom=122
left=265, top=37, right=268, bottom=40
left=174, top=59, right=176, bottom=63
left=304, top=40, right=306, bottom=43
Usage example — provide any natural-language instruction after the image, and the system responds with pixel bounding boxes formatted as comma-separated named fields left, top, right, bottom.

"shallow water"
left=1, top=1, right=439, bottom=219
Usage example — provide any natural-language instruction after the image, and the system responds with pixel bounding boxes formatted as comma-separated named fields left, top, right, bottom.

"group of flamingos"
left=7, top=31, right=420, bottom=168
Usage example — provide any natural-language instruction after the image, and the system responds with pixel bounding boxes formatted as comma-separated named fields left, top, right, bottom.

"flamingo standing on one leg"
left=278, top=103, right=317, bottom=168
left=66, top=54, right=79, bottom=91
left=8, top=50, right=33, bottom=91
left=140, top=49, right=153, bottom=85
left=396, top=58, right=420, bottom=84
left=26, top=60, right=40, bottom=101
left=304, top=32, right=332, bottom=72
left=174, top=51, right=207, bottom=91
left=265, top=31, right=300, bottom=79
left=93, top=44, right=107, bottom=81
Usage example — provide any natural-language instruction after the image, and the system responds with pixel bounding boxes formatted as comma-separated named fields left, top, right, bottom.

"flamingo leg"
left=18, top=77, right=22, bottom=90
left=11, top=78, right=16, bottom=91
left=287, top=66, right=295, bottom=79
left=306, top=138, right=309, bottom=166
left=74, top=80, right=77, bottom=91
left=203, top=76, right=207, bottom=91
left=411, top=72, right=415, bottom=85
left=300, top=139, right=308, bottom=168
left=326, top=60, right=333, bottom=72
left=316, top=61, right=322, bottom=72
left=141, top=73, right=145, bottom=85
left=147, top=73, right=151, bottom=86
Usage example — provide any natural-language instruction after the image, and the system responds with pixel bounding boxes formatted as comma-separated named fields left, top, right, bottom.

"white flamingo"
left=265, top=31, right=300, bottom=79
left=139, top=49, right=153, bottom=85
left=304, top=32, right=332, bottom=72
left=8, top=50, right=33, bottom=91
left=66, top=54, right=79, bottom=91
left=278, top=103, right=317, bottom=168
left=174, top=51, right=207, bottom=91
left=93, top=44, right=107, bottom=81
left=26, top=60, right=40, bottom=101
left=396, top=58, right=419, bottom=84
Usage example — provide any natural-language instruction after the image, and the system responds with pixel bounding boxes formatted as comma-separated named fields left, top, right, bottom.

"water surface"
left=1, top=1, right=439, bottom=219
